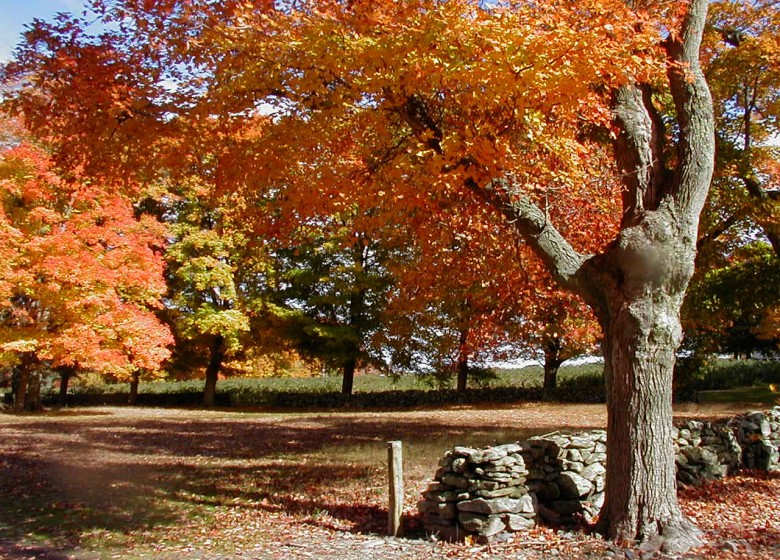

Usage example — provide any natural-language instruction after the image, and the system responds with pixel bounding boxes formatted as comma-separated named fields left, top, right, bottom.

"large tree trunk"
left=203, top=335, right=225, bottom=407
left=341, top=355, right=356, bottom=395
left=589, top=214, right=703, bottom=551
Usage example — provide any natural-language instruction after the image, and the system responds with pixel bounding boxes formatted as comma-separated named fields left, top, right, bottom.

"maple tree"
left=0, top=129, right=173, bottom=411
left=699, top=0, right=780, bottom=258
left=1, top=0, right=717, bottom=550
left=161, top=187, right=259, bottom=406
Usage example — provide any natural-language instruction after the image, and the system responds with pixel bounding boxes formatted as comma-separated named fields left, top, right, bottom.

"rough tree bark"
left=203, top=335, right=226, bottom=407
left=467, top=0, right=714, bottom=551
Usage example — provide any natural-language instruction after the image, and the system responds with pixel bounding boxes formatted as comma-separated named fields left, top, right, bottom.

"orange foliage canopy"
left=1, top=0, right=659, bottom=366
left=0, top=126, right=173, bottom=378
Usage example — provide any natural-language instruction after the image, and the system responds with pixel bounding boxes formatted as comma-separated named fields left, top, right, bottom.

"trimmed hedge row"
left=12, top=383, right=606, bottom=410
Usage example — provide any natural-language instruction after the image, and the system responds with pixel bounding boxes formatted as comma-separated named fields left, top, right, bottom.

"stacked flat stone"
left=673, top=420, right=742, bottom=485
left=418, top=443, right=537, bottom=542
left=420, top=407, right=780, bottom=540
left=520, top=431, right=607, bottom=525
left=733, top=406, right=780, bottom=471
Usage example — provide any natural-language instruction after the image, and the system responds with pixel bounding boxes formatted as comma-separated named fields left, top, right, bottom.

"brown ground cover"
left=0, top=403, right=777, bottom=559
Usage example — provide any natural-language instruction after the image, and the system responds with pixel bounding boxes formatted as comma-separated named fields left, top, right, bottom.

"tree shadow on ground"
left=0, top=410, right=597, bottom=554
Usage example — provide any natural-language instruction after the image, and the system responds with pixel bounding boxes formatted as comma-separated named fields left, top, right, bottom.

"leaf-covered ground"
left=0, top=403, right=777, bottom=559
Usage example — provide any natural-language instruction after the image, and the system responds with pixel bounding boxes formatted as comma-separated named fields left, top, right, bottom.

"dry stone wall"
left=732, top=407, right=780, bottom=471
left=673, top=420, right=742, bottom=485
left=520, top=431, right=606, bottom=526
left=418, top=443, right=537, bottom=542
left=420, top=407, right=780, bottom=542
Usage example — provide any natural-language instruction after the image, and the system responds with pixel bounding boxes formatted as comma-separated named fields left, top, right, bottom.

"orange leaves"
left=0, top=134, right=172, bottom=376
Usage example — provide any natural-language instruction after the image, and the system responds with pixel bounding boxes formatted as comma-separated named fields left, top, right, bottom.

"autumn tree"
left=161, top=187, right=257, bottom=406
left=0, top=135, right=172, bottom=410
left=697, top=0, right=780, bottom=256
left=2, top=0, right=715, bottom=549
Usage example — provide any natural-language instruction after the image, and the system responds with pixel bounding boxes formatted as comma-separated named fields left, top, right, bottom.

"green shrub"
left=674, top=357, right=780, bottom=400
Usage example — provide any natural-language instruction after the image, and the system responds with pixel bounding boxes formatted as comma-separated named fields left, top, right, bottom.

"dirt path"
left=0, top=403, right=775, bottom=560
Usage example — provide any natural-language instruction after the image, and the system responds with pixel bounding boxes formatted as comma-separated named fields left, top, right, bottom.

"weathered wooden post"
left=387, top=440, right=404, bottom=537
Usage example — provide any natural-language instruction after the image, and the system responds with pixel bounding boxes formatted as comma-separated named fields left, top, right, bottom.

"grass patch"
left=51, top=362, right=607, bottom=410
left=696, top=385, right=778, bottom=405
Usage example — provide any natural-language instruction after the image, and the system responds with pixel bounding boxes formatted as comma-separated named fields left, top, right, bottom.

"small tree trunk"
left=25, top=370, right=42, bottom=411
left=128, top=370, right=140, bottom=405
left=12, top=353, right=39, bottom=412
left=203, top=335, right=225, bottom=407
left=341, top=355, right=356, bottom=395
left=456, top=328, right=469, bottom=393
left=57, top=367, right=74, bottom=407
left=12, top=363, right=29, bottom=413
left=543, top=341, right=564, bottom=390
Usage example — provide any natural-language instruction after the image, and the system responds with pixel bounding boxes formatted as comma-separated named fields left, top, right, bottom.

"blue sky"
left=0, top=0, right=85, bottom=62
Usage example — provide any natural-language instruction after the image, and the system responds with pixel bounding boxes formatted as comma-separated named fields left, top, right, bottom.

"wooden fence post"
left=387, top=440, right=404, bottom=537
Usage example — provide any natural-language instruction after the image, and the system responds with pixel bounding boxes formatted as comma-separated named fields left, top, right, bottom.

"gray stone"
left=557, top=472, right=593, bottom=499
left=458, top=511, right=488, bottom=532
left=441, top=502, right=458, bottom=519
left=458, top=512, right=505, bottom=536
left=468, top=480, right=501, bottom=492
left=441, top=473, right=470, bottom=490
left=481, top=448, right=509, bottom=462
left=475, top=486, right=526, bottom=499
left=457, top=497, right=526, bottom=515
left=495, top=443, right=522, bottom=455
left=424, top=490, right=467, bottom=502
left=505, top=513, right=536, bottom=531
left=516, top=493, right=537, bottom=514
left=451, top=457, right=468, bottom=473
left=452, top=446, right=479, bottom=457
left=588, top=491, right=605, bottom=511
left=568, top=436, right=596, bottom=449
left=434, top=466, right=450, bottom=479
left=580, top=462, right=606, bottom=482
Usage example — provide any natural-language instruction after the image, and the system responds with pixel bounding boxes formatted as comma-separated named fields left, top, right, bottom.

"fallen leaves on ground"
left=0, top=405, right=776, bottom=559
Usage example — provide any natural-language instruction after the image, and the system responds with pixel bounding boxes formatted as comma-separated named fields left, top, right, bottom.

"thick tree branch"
left=665, top=0, right=716, bottom=220
left=465, top=176, right=589, bottom=292
left=613, top=83, right=670, bottom=225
